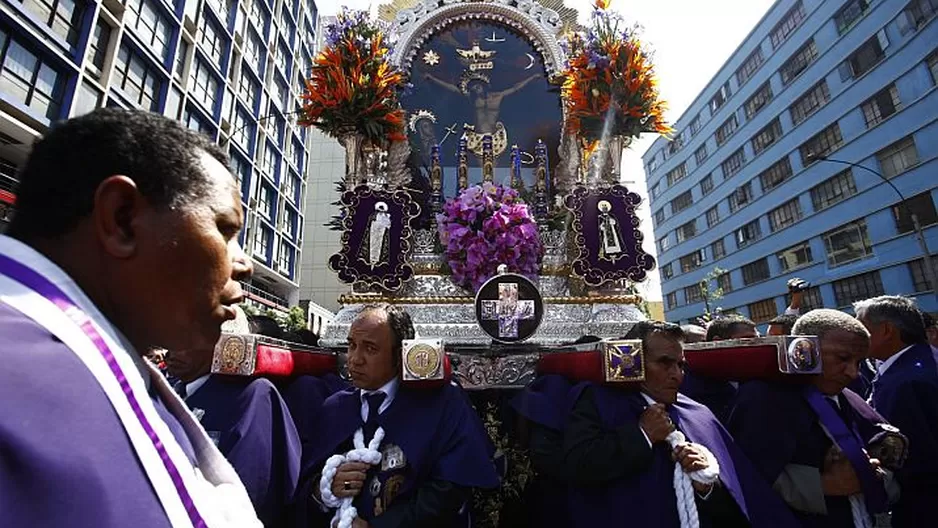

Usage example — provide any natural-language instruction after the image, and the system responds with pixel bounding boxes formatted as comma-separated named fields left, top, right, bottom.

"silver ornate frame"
left=389, top=0, right=567, bottom=79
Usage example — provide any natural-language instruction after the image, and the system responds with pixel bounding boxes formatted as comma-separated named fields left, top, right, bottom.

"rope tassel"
left=319, top=427, right=386, bottom=528
left=665, top=431, right=720, bottom=528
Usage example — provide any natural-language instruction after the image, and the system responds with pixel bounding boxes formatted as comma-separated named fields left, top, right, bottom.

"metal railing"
left=239, top=281, right=289, bottom=309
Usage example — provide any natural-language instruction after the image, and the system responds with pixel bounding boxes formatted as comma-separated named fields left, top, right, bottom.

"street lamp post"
left=809, top=154, right=937, bottom=301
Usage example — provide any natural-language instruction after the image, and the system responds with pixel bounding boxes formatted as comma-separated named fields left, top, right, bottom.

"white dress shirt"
left=359, top=376, right=400, bottom=422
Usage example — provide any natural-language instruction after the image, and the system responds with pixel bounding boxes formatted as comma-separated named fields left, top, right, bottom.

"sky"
left=314, top=0, right=777, bottom=300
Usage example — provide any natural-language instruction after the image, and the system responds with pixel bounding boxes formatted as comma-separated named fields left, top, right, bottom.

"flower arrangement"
left=437, top=183, right=542, bottom=292
left=298, top=9, right=407, bottom=145
left=560, top=0, right=672, bottom=152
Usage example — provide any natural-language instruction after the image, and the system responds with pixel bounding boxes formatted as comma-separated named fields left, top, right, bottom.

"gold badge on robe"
left=381, top=444, right=407, bottom=472
left=383, top=474, right=405, bottom=509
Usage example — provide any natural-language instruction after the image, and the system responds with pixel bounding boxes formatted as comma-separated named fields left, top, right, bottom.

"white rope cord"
left=665, top=430, right=721, bottom=528
left=319, top=427, right=386, bottom=528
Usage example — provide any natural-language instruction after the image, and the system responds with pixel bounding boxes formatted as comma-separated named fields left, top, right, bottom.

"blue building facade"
left=643, top=0, right=938, bottom=325
left=0, top=0, right=318, bottom=309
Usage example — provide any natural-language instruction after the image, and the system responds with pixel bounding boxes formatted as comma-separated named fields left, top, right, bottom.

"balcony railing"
left=240, top=281, right=289, bottom=310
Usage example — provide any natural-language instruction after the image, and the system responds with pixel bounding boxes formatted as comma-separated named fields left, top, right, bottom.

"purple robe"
left=509, top=375, right=574, bottom=527
left=870, top=343, right=938, bottom=528
left=296, top=382, right=499, bottom=526
left=186, top=375, right=301, bottom=527
left=728, top=381, right=889, bottom=527
left=0, top=301, right=176, bottom=527
left=567, top=382, right=800, bottom=528
left=679, top=370, right=737, bottom=424
left=277, top=373, right=349, bottom=446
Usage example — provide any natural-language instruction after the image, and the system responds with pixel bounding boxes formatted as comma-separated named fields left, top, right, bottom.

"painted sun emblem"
left=423, top=50, right=440, bottom=66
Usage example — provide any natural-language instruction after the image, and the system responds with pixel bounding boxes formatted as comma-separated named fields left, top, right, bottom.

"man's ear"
left=92, top=175, right=143, bottom=259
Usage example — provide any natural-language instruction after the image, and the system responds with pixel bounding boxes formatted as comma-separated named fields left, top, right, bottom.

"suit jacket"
left=871, top=343, right=938, bottom=528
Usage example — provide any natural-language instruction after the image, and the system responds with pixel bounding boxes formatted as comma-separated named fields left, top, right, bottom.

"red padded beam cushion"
left=255, top=345, right=337, bottom=377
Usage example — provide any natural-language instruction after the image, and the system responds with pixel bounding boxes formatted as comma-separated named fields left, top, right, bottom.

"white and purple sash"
left=0, top=240, right=260, bottom=528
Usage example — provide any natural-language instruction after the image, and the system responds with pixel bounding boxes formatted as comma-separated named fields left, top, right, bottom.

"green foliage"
left=698, top=266, right=727, bottom=320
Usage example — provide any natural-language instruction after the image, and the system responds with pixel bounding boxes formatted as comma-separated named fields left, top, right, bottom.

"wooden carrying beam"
left=683, top=336, right=822, bottom=381
left=537, top=340, right=646, bottom=384
left=212, top=333, right=337, bottom=377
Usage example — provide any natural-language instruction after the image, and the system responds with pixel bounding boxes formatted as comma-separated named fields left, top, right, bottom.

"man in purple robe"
left=561, top=321, right=799, bottom=528
left=680, top=315, right=758, bottom=424
left=729, top=309, right=899, bottom=527
left=166, top=340, right=302, bottom=527
left=854, top=296, right=938, bottom=528
left=0, top=109, right=260, bottom=526
left=295, top=305, right=499, bottom=528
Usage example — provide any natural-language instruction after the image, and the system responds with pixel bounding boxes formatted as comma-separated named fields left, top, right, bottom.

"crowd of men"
left=1, top=109, right=936, bottom=528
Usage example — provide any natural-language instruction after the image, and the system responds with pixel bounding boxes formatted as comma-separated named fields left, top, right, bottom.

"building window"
left=662, top=263, right=673, bottom=280
left=770, top=1, right=806, bottom=49
left=751, top=118, right=783, bottom=156
left=206, top=0, right=233, bottom=23
left=0, top=33, right=66, bottom=120
left=790, top=81, right=830, bottom=126
left=650, top=183, right=659, bottom=199
left=800, top=123, right=843, bottom=165
left=277, top=240, right=292, bottom=273
left=834, top=0, right=871, bottom=34
left=759, top=157, right=793, bottom=192
left=680, top=250, right=707, bottom=273
left=876, top=136, right=918, bottom=178
left=125, top=0, right=174, bottom=61
left=668, top=133, right=685, bottom=156
left=769, top=199, right=803, bottom=232
left=246, top=0, right=269, bottom=35
left=811, top=169, right=857, bottom=211
left=229, top=151, right=250, bottom=189
left=238, top=67, right=259, bottom=110
left=666, top=291, right=678, bottom=310
left=892, top=191, right=938, bottom=234
left=272, top=79, right=288, bottom=111
left=684, top=284, right=705, bottom=305
left=261, top=142, right=279, bottom=178
left=252, top=225, right=271, bottom=256
left=183, top=106, right=211, bottom=135
left=114, top=44, right=162, bottom=111
left=706, top=205, right=720, bottom=228
left=709, top=81, right=732, bottom=113
left=689, top=115, right=702, bottom=136
left=189, top=57, right=219, bottom=111
left=909, top=256, right=938, bottom=292
left=291, top=139, right=304, bottom=170
left=839, top=31, right=889, bottom=80
left=861, top=84, right=901, bottom=128
left=728, top=181, right=754, bottom=213
left=899, top=0, right=938, bottom=34
left=779, top=39, right=818, bottom=85
left=736, top=47, right=765, bottom=86
left=786, top=286, right=824, bottom=310
left=711, top=239, right=726, bottom=260
left=743, top=82, right=774, bottom=120
left=73, top=81, right=101, bottom=116
left=700, top=174, right=714, bottom=195
left=717, top=271, right=732, bottom=292
left=823, top=220, right=873, bottom=266
left=175, top=38, right=188, bottom=79
left=648, top=156, right=660, bottom=174
left=676, top=220, right=697, bottom=244
left=694, top=144, right=708, bottom=165
left=928, top=50, right=938, bottom=84
left=21, top=0, right=87, bottom=48
left=232, top=106, right=254, bottom=151
left=87, top=20, right=111, bottom=78
left=748, top=299, right=778, bottom=323
left=658, top=235, right=671, bottom=253
left=275, top=39, right=291, bottom=74
left=198, top=16, right=226, bottom=69
left=833, top=271, right=884, bottom=306
left=715, top=114, right=739, bottom=146
left=257, top=183, right=273, bottom=218
left=742, top=258, right=771, bottom=285
left=243, top=27, right=264, bottom=73
left=777, top=241, right=813, bottom=272
left=671, top=190, right=693, bottom=214
left=735, top=219, right=762, bottom=248
left=721, top=148, right=747, bottom=179
left=666, top=163, right=687, bottom=186
left=654, top=208, right=665, bottom=225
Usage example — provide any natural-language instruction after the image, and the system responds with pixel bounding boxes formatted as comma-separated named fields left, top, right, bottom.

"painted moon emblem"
left=524, top=53, right=535, bottom=70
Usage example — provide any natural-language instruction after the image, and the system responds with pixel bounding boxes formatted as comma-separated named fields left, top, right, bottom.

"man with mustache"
left=0, top=109, right=260, bottom=527
left=295, top=305, right=498, bottom=527
left=729, top=309, right=899, bottom=527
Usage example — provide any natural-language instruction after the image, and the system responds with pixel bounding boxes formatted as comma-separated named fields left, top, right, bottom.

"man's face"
left=125, top=152, right=252, bottom=352
left=165, top=347, right=213, bottom=382
left=417, top=120, right=434, bottom=138
left=641, top=333, right=685, bottom=405
left=927, top=326, right=938, bottom=348
left=469, top=82, right=486, bottom=98
left=857, top=315, right=890, bottom=360
left=813, top=329, right=869, bottom=395
left=767, top=324, right=784, bottom=336
left=347, top=310, right=398, bottom=391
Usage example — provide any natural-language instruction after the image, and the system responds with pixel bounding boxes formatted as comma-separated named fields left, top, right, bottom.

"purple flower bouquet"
left=436, top=183, right=543, bottom=292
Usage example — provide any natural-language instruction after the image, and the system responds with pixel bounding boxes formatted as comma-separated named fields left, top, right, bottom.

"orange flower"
left=594, top=0, right=610, bottom=10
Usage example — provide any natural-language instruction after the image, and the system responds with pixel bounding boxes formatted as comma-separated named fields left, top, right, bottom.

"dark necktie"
left=173, top=380, right=187, bottom=400
left=363, top=391, right=386, bottom=441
